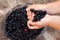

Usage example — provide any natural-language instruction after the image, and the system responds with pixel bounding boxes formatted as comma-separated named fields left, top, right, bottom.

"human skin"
left=26, top=0, right=60, bottom=31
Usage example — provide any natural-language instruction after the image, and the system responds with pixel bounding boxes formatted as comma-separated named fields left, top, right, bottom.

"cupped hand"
left=27, top=14, right=60, bottom=30
left=26, top=4, right=46, bottom=20
left=27, top=14, right=51, bottom=29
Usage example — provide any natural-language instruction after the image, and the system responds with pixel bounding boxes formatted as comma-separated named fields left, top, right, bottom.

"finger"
left=28, top=25, right=41, bottom=29
left=27, top=21, right=38, bottom=26
left=29, top=12, right=34, bottom=21
left=27, top=11, right=31, bottom=16
left=27, top=11, right=32, bottom=20
left=27, top=21, right=40, bottom=29
left=27, top=11, right=34, bottom=21
left=27, top=19, right=48, bottom=29
left=27, top=21, right=45, bottom=29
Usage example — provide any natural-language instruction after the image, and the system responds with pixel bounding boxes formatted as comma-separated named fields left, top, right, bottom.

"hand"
left=26, top=4, right=46, bottom=20
left=26, top=1, right=60, bottom=20
left=27, top=14, right=51, bottom=29
left=27, top=14, right=60, bottom=30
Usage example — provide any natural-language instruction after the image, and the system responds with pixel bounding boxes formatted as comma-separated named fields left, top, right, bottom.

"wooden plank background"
left=0, top=0, right=60, bottom=40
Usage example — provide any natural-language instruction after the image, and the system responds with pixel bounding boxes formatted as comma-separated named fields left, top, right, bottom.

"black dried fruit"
left=4, top=6, right=46, bottom=40
left=30, top=9, right=47, bottom=22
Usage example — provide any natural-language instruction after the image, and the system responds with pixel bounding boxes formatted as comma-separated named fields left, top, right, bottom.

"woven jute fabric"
left=0, top=0, right=60, bottom=40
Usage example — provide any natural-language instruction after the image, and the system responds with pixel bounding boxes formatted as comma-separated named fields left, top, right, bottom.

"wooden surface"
left=0, top=0, right=60, bottom=40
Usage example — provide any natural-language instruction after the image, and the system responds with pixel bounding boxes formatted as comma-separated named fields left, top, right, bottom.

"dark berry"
left=4, top=6, right=46, bottom=40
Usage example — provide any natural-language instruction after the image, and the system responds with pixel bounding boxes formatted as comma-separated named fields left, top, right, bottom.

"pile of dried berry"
left=5, top=6, right=47, bottom=40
